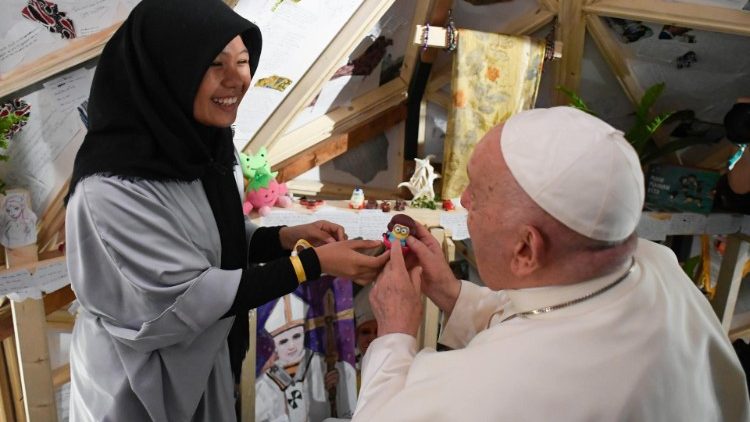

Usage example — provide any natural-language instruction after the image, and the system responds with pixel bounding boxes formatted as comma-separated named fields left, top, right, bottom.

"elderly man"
left=354, top=107, right=750, bottom=421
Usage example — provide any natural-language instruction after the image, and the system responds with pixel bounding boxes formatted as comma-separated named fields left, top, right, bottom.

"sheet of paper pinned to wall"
left=231, top=0, right=363, bottom=151
left=0, top=0, right=135, bottom=76
left=440, top=211, right=469, bottom=240
left=0, top=258, right=69, bottom=301
left=2, top=67, right=94, bottom=215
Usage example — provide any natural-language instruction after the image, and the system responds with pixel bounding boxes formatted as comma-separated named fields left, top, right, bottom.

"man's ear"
left=510, top=225, right=544, bottom=277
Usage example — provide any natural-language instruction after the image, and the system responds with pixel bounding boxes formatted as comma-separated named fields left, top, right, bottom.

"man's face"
left=273, top=325, right=305, bottom=367
left=460, top=126, right=516, bottom=290
left=356, top=320, right=378, bottom=355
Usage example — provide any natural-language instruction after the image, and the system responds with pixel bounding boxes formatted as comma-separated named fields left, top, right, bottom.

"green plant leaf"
left=555, top=85, right=597, bottom=116
left=636, top=82, right=665, bottom=121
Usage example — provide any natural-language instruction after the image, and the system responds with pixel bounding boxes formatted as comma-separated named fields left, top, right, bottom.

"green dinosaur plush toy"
left=239, top=147, right=277, bottom=188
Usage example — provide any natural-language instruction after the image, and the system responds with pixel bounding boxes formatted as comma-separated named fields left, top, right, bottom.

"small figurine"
left=398, top=155, right=441, bottom=203
left=365, top=198, right=379, bottom=209
left=442, top=199, right=455, bottom=211
left=299, top=196, right=325, bottom=210
left=383, top=214, right=417, bottom=254
left=380, top=201, right=391, bottom=212
left=676, top=51, right=697, bottom=69
left=244, top=179, right=292, bottom=216
left=349, top=188, right=365, bottom=209
left=394, top=200, right=407, bottom=211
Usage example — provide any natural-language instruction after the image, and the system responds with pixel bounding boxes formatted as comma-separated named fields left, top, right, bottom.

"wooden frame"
left=244, top=0, right=397, bottom=155
left=0, top=23, right=121, bottom=99
left=584, top=0, right=750, bottom=37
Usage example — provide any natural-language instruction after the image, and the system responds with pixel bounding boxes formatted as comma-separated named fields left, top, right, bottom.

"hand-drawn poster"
left=254, top=276, right=358, bottom=422
left=231, top=0, right=364, bottom=151
left=0, top=0, right=137, bottom=76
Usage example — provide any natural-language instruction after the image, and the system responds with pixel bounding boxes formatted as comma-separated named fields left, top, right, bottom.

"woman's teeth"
left=212, top=97, right=237, bottom=106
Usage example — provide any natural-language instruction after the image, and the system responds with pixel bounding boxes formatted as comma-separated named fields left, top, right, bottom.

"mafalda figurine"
left=383, top=214, right=417, bottom=254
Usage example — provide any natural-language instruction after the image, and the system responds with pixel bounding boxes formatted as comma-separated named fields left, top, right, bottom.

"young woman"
left=65, top=1, right=387, bottom=420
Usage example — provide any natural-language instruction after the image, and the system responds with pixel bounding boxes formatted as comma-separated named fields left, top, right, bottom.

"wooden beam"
left=285, top=180, right=402, bottom=200
left=246, top=0, right=397, bottom=154
left=425, top=91, right=451, bottom=111
left=37, top=181, right=69, bottom=254
left=240, top=311, right=257, bottom=422
left=266, top=77, right=407, bottom=167
left=426, top=64, right=451, bottom=95
left=585, top=15, right=643, bottom=106
left=0, top=345, right=16, bottom=422
left=502, top=8, right=556, bottom=36
left=585, top=0, right=750, bottom=37
left=51, top=365, right=69, bottom=389
left=0, top=283, right=74, bottom=342
left=2, top=338, right=24, bottom=422
left=8, top=245, right=57, bottom=422
left=711, top=235, right=750, bottom=332
left=0, top=23, right=121, bottom=99
left=419, top=0, right=454, bottom=64
left=274, top=104, right=407, bottom=182
left=553, top=0, right=586, bottom=105
left=400, top=0, right=436, bottom=86
left=539, top=0, right=559, bottom=14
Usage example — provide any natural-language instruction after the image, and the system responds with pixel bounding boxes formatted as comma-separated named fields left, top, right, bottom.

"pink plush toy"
left=243, top=179, right=292, bottom=216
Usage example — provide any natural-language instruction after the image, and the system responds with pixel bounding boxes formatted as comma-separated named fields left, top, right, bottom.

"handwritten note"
left=440, top=211, right=469, bottom=240
left=314, top=208, right=362, bottom=239
left=0, top=259, right=69, bottom=300
left=260, top=210, right=313, bottom=227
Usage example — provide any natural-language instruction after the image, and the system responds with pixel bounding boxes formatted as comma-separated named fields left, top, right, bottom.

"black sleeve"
left=248, top=226, right=289, bottom=263
left=224, top=248, right=321, bottom=316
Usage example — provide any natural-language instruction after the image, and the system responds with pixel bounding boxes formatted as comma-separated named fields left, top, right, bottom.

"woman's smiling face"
left=193, top=35, right=251, bottom=127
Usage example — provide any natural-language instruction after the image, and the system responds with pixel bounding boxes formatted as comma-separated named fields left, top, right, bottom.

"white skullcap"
left=265, top=294, right=307, bottom=336
left=500, top=106, right=644, bottom=242
left=354, top=284, right=375, bottom=328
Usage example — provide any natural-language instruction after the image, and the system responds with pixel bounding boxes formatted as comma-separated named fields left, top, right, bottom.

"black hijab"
left=67, top=0, right=262, bottom=382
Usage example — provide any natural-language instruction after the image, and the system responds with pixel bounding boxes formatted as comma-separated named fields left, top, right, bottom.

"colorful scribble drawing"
left=256, top=75, right=293, bottom=92
left=272, top=0, right=302, bottom=12
left=0, top=99, right=31, bottom=154
left=332, top=36, right=393, bottom=79
left=21, top=0, right=76, bottom=40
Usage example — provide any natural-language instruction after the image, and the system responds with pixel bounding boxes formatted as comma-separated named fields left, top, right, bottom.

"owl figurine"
left=383, top=214, right=418, bottom=254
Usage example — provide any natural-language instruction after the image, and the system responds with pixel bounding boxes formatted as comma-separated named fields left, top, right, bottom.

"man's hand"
left=404, top=224, right=461, bottom=317
left=315, top=240, right=389, bottom=284
left=279, top=220, right=346, bottom=250
left=324, top=369, right=339, bottom=391
left=370, top=241, right=423, bottom=337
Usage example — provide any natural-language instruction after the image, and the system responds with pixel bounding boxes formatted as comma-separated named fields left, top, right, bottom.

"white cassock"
left=256, top=350, right=357, bottom=422
left=354, top=239, right=750, bottom=421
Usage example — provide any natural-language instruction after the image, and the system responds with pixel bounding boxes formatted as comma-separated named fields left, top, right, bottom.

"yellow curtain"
left=442, top=30, right=546, bottom=200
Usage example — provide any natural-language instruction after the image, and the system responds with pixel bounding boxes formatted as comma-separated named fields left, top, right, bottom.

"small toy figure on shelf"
left=299, top=196, right=325, bottom=210
left=365, top=198, right=379, bottom=209
left=349, top=187, right=365, bottom=209
left=380, top=201, right=391, bottom=212
left=398, top=155, right=440, bottom=209
left=383, top=214, right=417, bottom=254
left=394, top=200, right=407, bottom=211
left=240, top=149, right=291, bottom=216
left=442, top=199, right=455, bottom=211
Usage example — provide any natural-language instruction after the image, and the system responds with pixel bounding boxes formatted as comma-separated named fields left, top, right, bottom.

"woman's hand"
left=315, top=239, right=389, bottom=284
left=279, top=220, right=346, bottom=250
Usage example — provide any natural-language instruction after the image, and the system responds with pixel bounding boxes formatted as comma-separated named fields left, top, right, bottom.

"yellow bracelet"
left=290, top=255, right=307, bottom=284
